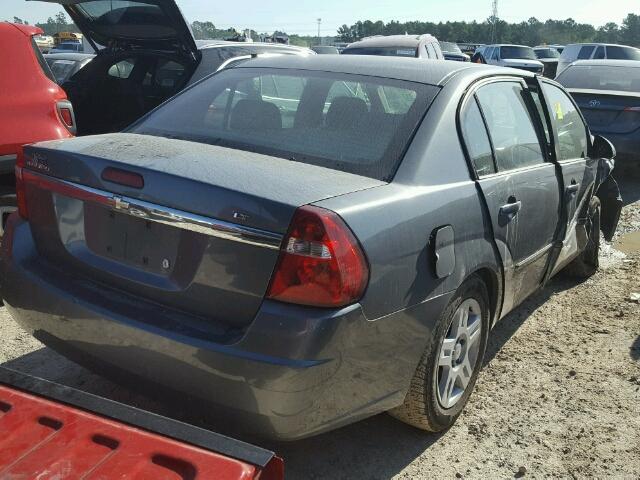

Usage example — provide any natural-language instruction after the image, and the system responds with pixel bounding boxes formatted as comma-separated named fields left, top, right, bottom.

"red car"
left=0, top=22, right=76, bottom=235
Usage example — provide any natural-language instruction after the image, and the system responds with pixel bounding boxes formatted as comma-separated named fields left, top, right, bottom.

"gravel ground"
left=1, top=172, right=639, bottom=479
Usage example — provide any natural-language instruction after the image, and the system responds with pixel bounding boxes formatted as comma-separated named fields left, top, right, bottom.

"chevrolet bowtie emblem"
left=113, top=196, right=130, bottom=210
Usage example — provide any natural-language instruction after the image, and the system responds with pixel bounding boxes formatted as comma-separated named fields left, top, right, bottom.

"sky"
left=2, top=0, right=638, bottom=35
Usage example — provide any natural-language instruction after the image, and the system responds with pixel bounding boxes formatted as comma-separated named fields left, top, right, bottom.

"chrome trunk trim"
left=24, top=170, right=283, bottom=250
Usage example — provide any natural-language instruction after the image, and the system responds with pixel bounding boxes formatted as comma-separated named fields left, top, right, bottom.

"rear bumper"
left=1, top=217, right=451, bottom=440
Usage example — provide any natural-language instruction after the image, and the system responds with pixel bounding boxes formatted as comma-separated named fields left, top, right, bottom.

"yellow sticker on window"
left=555, top=102, right=564, bottom=120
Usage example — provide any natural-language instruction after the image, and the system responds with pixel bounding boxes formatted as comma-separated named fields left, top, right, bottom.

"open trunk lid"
left=27, top=0, right=199, bottom=59
left=21, top=133, right=383, bottom=329
left=569, top=88, right=640, bottom=135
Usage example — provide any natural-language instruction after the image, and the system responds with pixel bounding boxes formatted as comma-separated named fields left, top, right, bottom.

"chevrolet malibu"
left=1, top=56, right=622, bottom=440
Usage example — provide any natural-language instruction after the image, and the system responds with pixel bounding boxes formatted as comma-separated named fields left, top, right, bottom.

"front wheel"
left=389, top=275, right=490, bottom=432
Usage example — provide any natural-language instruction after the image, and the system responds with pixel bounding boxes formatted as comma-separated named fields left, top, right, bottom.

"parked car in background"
left=311, top=45, right=339, bottom=54
left=0, top=22, right=75, bottom=236
left=548, top=44, right=565, bottom=54
left=29, top=0, right=313, bottom=136
left=557, top=43, right=640, bottom=76
left=49, top=40, right=84, bottom=54
left=2, top=55, right=621, bottom=441
left=44, top=52, right=95, bottom=84
left=483, top=44, right=544, bottom=73
left=534, top=46, right=560, bottom=78
left=557, top=59, right=640, bottom=165
left=33, top=34, right=54, bottom=53
left=440, top=41, right=470, bottom=61
left=342, top=34, right=444, bottom=60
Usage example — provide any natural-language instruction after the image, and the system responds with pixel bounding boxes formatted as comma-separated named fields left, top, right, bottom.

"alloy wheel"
left=436, top=298, right=483, bottom=409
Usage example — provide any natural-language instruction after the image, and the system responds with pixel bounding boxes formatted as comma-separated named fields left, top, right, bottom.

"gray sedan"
left=1, top=55, right=621, bottom=440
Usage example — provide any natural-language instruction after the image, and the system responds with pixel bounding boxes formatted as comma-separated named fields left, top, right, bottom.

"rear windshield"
left=500, top=46, right=537, bottom=60
left=440, top=42, right=462, bottom=53
left=557, top=65, right=640, bottom=92
left=343, top=47, right=419, bottom=58
left=534, top=48, right=560, bottom=59
left=30, top=38, right=56, bottom=83
left=47, top=59, right=77, bottom=84
left=131, top=68, right=438, bottom=181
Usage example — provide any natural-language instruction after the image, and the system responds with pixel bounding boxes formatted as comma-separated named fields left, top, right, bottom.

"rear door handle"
left=499, top=198, right=522, bottom=224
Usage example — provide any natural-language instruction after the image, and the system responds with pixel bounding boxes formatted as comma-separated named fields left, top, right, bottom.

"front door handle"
left=566, top=182, right=580, bottom=195
left=499, top=198, right=522, bottom=224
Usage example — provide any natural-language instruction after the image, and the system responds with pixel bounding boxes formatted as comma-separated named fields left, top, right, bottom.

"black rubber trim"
left=0, top=366, right=275, bottom=468
left=0, top=154, right=16, bottom=175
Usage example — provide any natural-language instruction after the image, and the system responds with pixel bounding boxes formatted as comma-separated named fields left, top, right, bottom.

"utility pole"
left=490, top=0, right=498, bottom=43
left=317, top=18, right=322, bottom=45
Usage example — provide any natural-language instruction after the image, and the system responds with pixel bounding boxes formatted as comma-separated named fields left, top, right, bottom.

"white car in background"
left=483, top=44, right=544, bottom=73
left=557, top=43, right=640, bottom=76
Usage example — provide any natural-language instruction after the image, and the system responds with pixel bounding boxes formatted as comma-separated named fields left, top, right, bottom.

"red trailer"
left=0, top=367, right=283, bottom=479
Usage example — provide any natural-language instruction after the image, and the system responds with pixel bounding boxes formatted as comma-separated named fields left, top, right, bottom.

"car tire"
left=388, top=274, right=490, bottom=432
left=563, top=196, right=600, bottom=278
left=0, top=190, right=17, bottom=241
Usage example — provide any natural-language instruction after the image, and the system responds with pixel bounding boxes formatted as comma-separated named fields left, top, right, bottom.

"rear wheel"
left=564, top=196, right=600, bottom=278
left=0, top=191, right=16, bottom=241
left=389, top=275, right=490, bottom=432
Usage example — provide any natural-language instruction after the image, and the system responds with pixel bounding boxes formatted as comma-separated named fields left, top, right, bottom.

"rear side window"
left=476, top=82, right=545, bottom=171
left=461, top=98, right=495, bottom=176
left=132, top=68, right=438, bottom=181
left=540, top=83, right=587, bottom=161
left=593, top=46, right=605, bottom=59
left=606, top=46, right=640, bottom=60
left=577, top=46, right=595, bottom=59
left=30, top=37, right=56, bottom=83
left=108, top=59, right=135, bottom=79
left=425, top=43, right=436, bottom=59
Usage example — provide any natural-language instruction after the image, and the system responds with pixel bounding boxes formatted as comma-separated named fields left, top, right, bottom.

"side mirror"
left=592, top=134, right=616, bottom=160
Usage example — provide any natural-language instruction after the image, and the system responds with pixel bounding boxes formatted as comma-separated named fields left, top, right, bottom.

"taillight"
left=624, top=106, right=640, bottom=112
left=56, top=100, right=76, bottom=134
left=15, top=148, right=28, bottom=220
left=266, top=205, right=369, bottom=308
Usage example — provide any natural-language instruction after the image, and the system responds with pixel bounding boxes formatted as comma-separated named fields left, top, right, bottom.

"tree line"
left=337, top=14, right=640, bottom=47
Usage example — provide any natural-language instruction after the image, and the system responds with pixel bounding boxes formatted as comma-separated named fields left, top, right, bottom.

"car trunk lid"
left=21, top=133, right=384, bottom=328
left=569, top=88, right=640, bottom=134
left=27, top=0, right=199, bottom=60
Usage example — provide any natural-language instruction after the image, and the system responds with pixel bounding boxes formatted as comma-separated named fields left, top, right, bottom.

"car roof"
left=565, top=42, right=636, bottom=48
left=44, top=53, right=95, bottom=61
left=234, top=54, right=517, bottom=86
left=485, top=44, right=532, bottom=48
left=196, top=40, right=311, bottom=53
left=568, top=59, right=640, bottom=68
left=346, top=34, right=437, bottom=49
left=1, top=22, right=43, bottom=37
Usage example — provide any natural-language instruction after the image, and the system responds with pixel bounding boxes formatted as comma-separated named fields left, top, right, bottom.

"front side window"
left=540, top=82, right=588, bottom=162
left=577, top=45, right=595, bottom=59
left=132, top=68, right=438, bottom=181
left=476, top=82, right=545, bottom=171
left=461, top=98, right=495, bottom=176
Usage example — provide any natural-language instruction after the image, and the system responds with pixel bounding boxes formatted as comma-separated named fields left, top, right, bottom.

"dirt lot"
left=1, top=172, right=639, bottom=479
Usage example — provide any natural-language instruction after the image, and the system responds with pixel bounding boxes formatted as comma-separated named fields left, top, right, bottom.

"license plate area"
left=84, top=204, right=180, bottom=274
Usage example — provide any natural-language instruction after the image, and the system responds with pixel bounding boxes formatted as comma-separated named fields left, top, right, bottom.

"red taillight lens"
left=15, top=148, right=28, bottom=220
left=624, top=106, right=640, bottom=112
left=266, top=205, right=369, bottom=308
left=56, top=101, right=76, bottom=134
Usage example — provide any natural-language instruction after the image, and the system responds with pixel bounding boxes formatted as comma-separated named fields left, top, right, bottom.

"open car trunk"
left=20, top=133, right=384, bottom=331
left=29, top=0, right=201, bottom=135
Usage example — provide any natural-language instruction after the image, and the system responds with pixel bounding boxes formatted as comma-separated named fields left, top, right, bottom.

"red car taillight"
left=15, top=148, right=28, bottom=220
left=266, top=205, right=369, bottom=308
left=56, top=100, right=76, bottom=134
